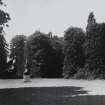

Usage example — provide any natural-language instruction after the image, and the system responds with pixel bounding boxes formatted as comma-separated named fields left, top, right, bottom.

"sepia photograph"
left=0, top=0, right=105, bottom=105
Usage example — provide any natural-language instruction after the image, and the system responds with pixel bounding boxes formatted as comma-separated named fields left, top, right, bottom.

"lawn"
left=0, top=86, right=105, bottom=105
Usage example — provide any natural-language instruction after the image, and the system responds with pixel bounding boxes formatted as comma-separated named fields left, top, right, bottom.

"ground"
left=0, top=79, right=105, bottom=105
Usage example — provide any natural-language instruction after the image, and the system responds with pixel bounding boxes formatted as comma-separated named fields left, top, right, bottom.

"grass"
left=0, top=86, right=105, bottom=105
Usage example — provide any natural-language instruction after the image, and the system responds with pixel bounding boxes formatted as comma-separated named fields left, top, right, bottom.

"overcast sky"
left=3, top=0, right=105, bottom=42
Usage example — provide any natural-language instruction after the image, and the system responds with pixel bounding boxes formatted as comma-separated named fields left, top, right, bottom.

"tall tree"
left=85, top=12, right=105, bottom=78
left=10, top=35, right=26, bottom=78
left=0, top=0, right=10, bottom=76
left=0, top=34, right=8, bottom=75
left=85, top=12, right=97, bottom=70
left=86, top=25, right=105, bottom=78
left=63, top=27, right=85, bottom=78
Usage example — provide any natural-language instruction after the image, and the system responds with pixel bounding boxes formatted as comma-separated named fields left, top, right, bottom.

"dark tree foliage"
left=51, top=36, right=64, bottom=77
left=85, top=12, right=105, bottom=78
left=0, top=34, right=8, bottom=74
left=0, top=0, right=10, bottom=30
left=86, top=22, right=105, bottom=78
left=63, top=27, right=85, bottom=78
left=0, top=0, right=10, bottom=77
left=27, top=31, right=63, bottom=78
left=10, top=35, right=26, bottom=78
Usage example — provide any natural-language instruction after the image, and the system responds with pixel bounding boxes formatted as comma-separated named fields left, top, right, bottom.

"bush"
left=73, top=64, right=105, bottom=79
left=63, top=64, right=77, bottom=79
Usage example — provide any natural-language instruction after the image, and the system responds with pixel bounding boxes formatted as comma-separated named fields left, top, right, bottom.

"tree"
left=27, top=31, right=63, bottom=78
left=63, top=27, right=85, bottom=78
left=86, top=22, right=105, bottom=78
left=85, top=12, right=105, bottom=78
left=0, top=34, right=8, bottom=75
left=50, top=35, right=64, bottom=77
left=0, top=0, right=10, bottom=31
left=10, top=35, right=26, bottom=78
left=0, top=0, right=10, bottom=76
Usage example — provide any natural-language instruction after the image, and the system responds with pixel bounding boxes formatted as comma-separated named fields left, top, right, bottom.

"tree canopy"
left=63, top=27, right=85, bottom=78
left=26, top=31, right=63, bottom=78
left=10, top=35, right=26, bottom=77
left=0, top=0, right=10, bottom=77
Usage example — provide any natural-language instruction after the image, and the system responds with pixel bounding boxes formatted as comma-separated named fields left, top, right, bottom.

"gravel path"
left=0, top=78, right=105, bottom=96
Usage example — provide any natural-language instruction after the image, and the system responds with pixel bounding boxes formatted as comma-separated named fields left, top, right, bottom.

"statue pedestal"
left=23, top=75, right=31, bottom=82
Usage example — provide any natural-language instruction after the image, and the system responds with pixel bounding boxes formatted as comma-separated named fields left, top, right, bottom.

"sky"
left=2, top=0, right=105, bottom=42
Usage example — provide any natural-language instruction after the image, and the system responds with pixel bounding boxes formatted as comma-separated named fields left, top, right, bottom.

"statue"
left=23, top=59, right=31, bottom=82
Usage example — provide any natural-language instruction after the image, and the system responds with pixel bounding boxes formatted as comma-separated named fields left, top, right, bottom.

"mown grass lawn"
left=0, top=86, right=105, bottom=105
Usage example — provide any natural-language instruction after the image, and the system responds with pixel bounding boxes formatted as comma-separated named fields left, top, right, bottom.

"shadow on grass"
left=0, top=87, right=105, bottom=105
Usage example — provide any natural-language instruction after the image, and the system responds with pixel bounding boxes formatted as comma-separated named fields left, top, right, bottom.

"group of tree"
left=63, top=12, right=105, bottom=79
left=7, top=31, right=63, bottom=78
left=8, top=12, right=105, bottom=79
left=0, top=0, right=10, bottom=78
left=0, top=0, right=105, bottom=79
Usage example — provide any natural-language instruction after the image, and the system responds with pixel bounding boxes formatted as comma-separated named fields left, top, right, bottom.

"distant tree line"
left=0, top=0, right=105, bottom=79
